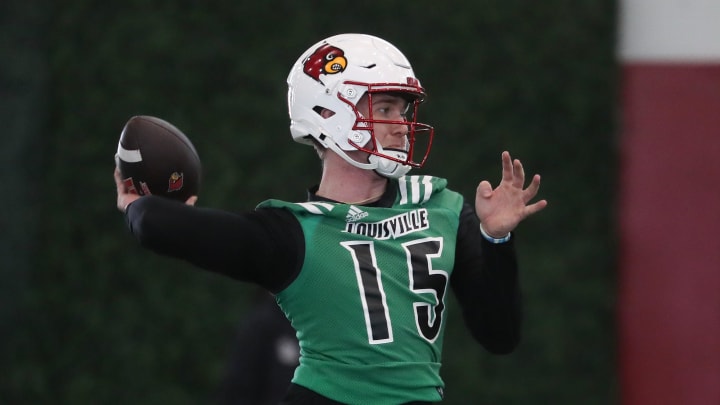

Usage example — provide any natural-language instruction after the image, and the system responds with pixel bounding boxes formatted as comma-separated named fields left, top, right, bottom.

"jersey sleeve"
left=450, top=200, right=522, bottom=354
left=124, top=196, right=304, bottom=293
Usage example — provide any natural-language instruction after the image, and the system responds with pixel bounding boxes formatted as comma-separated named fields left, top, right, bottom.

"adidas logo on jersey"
left=346, top=205, right=369, bottom=222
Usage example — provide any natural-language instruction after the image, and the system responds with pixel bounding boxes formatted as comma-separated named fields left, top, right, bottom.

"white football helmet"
left=287, top=33, right=434, bottom=178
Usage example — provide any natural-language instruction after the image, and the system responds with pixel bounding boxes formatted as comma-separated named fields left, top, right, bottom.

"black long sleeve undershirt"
left=453, top=206, right=521, bottom=353
left=126, top=196, right=304, bottom=292
left=125, top=192, right=521, bottom=354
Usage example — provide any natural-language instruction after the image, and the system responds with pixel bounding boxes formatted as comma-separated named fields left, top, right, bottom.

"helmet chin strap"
left=368, top=143, right=412, bottom=179
left=323, top=136, right=412, bottom=179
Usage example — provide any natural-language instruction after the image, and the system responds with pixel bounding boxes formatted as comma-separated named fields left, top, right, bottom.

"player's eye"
left=400, top=103, right=411, bottom=120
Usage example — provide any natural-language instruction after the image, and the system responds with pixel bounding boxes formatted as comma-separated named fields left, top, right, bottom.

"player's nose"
left=390, top=120, right=409, bottom=138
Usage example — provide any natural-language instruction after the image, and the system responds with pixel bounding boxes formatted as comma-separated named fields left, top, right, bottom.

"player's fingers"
left=523, top=174, right=542, bottom=202
left=524, top=199, right=548, bottom=217
left=114, top=167, right=125, bottom=193
left=501, top=151, right=514, bottom=182
left=476, top=180, right=493, bottom=199
left=512, top=159, right=525, bottom=188
left=115, top=168, right=136, bottom=212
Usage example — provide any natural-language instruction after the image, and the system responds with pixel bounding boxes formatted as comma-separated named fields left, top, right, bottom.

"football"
left=115, top=115, right=201, bottom=202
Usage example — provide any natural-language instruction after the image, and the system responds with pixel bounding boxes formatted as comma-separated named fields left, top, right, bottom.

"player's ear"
left=319, top=108, right=335, bottom=118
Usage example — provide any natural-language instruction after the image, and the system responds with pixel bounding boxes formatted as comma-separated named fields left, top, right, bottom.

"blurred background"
left=2, top=0, right=716, bottom=404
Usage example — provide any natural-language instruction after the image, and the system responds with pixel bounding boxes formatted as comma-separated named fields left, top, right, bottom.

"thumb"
left=476, top=181, right=493, bottom=199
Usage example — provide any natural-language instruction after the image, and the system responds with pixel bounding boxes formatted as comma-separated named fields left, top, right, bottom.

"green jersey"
left=258, top=175, right=464, bottom=404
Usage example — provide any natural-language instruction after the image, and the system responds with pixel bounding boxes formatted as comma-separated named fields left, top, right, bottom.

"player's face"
left=356, top=93, right=410, bottom=150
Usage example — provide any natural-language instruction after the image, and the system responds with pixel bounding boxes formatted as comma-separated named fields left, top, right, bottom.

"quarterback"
left=115, top=33, right=546, bottom=404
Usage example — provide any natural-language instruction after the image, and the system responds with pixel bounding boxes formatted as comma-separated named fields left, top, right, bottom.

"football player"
left=115, top=33, right=546, bottom=404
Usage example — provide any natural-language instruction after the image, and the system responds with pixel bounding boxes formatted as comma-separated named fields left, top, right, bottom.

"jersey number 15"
left=341, top=237, right=447, bottom=345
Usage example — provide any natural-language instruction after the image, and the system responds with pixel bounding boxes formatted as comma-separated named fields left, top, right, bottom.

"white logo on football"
left=116, top=143, right=143, bottom=163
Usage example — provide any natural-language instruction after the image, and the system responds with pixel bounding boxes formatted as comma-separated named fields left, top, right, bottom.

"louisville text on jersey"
left=344, top=208, right=429, bottom=240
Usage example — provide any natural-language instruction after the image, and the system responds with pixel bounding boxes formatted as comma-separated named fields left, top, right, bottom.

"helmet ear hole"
left=313, top=106, right=336, bottom=119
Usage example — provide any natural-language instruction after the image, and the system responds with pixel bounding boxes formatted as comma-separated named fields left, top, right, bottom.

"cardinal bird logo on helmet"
left=167, top=172, right=184, bottom=192
left=302, top=44, right=347, bottom=82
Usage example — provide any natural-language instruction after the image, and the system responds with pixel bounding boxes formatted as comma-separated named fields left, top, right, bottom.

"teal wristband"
left=480, top=224, right=511, bottom=244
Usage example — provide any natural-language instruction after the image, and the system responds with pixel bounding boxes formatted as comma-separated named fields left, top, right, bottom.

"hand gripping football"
left=115, top=115, right=201, bottom=202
